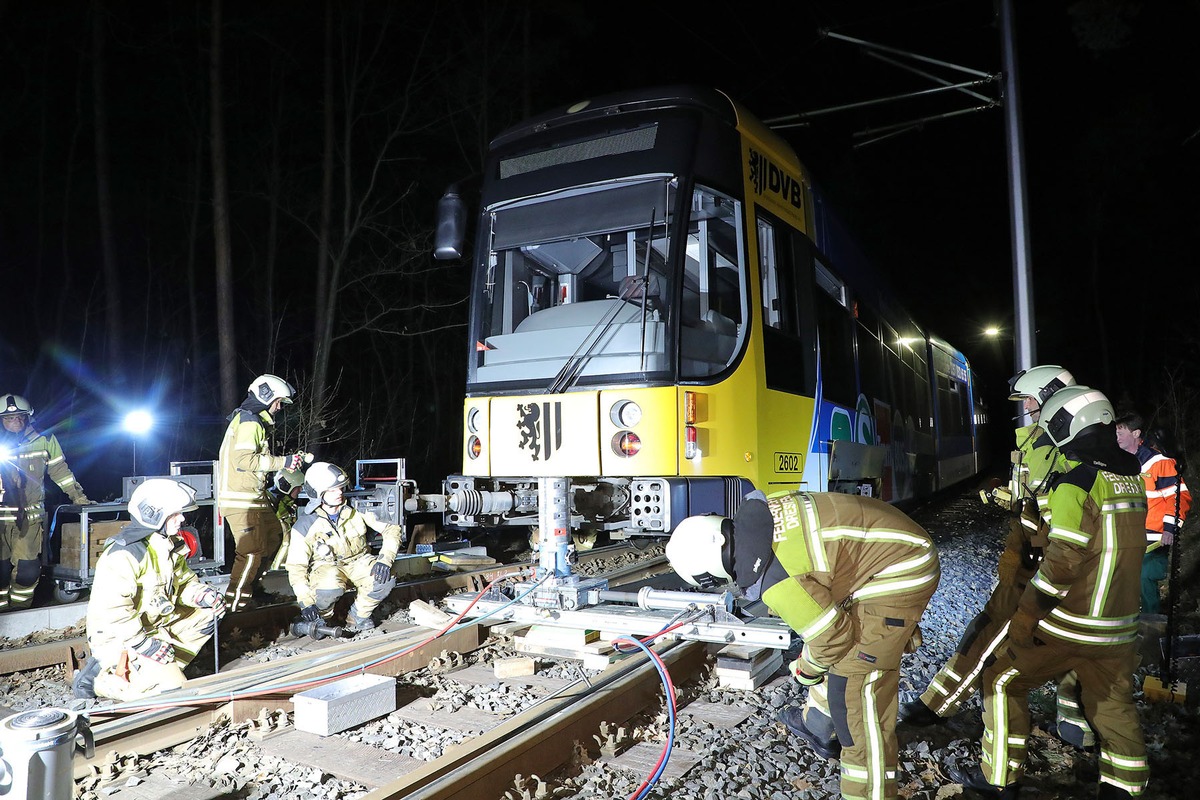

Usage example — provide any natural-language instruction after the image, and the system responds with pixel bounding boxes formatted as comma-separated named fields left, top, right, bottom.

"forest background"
left=2, top=0, right=1197, bottom=502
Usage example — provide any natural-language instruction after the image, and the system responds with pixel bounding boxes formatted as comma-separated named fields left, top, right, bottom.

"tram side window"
left=756, top=213, right=817, bottom=395
left=814, top=262, right=855, bottom=407
left=857, top=304, right=884, bottom=405
left=681, top=187, right=747, bottom=379
left=937, top=374, right=968, bottom=436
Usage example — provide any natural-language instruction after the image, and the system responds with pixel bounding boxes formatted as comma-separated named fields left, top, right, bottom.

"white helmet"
left=303, top=461, right=350, bottom=498
left=248, top=374, right=296, bottom=406
left=1039, top=385, right=1113, bottom=448
left=1, top=394, right=34, bottom=418
left=1008, top=365, right=1075, bottom=404
left=274, top=467, right=305, bottom=495
left=665, top=514, right=733, bottom=588
left=130, top=478, right=199, bottom=529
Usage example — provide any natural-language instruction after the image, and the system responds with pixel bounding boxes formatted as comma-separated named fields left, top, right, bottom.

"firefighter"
left=1114, top=412, right=1192, bottom=614
left=950, top=386, right=1149, bottom=799
left=902, top=365, right=1097, bottom=749
left=284, top=462, right=401, bottom=633
left=217, top=374, right=309, bottom=611
left=74, top=479, right=227, bottom=701
left=0, top=393, right=91, bottom=611
left=666, top=491, right=940, bottom=800
left=267, top=466, right=305, bottom=571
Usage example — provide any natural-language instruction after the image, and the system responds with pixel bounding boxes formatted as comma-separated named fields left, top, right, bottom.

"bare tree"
left=210, top=0, right=237, bottom=411
left=91, top=0, right=122, bottom=374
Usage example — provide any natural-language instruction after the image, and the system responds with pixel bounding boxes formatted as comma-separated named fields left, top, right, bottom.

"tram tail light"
left=684, top=391, right=699, bottom=459
left=613, top=431, right=641, bottom=458
left=467, top=435, right=482, bottom=459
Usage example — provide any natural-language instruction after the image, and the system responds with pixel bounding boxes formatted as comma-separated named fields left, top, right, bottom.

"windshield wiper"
left=546, top=211, right=659, bottom=394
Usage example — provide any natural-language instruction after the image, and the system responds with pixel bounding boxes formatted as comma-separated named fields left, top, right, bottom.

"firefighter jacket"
left=0, top=426, right=89, bottom=523
left=759, top=492, right=940, bottom=672
left=1132, top=443, right=1191, bottom=551
left=86, top=521, right=209, bottom=663
left=1020, top=462, right=1147, bottom=649
left=284, top=504, right=402, bottom=607
left=217, top=406, right=286, bottom=514
left=1011, top=422, right=1060, bottom=503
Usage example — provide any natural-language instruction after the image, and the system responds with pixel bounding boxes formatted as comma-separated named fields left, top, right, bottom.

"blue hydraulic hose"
left=613, top=635, right=676, bottom=800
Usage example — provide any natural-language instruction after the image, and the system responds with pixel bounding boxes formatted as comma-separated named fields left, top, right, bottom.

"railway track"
left=5, top=542, right=709, bottom=798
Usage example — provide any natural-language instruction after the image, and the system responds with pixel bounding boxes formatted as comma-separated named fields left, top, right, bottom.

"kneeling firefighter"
left=284, top=462, right=402, bottom=634
left=76, top=479, right=226, bottom=701
left=667, top=491, right=940, bottom=800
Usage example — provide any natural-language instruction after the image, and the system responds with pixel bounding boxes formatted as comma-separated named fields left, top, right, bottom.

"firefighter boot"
left=778, top=706, right=841, bottom=760
left=946, top=764, right=1019, bottom=799
left=344, top=607, right=376, bottom=633
left=899, top=697, right=946, bottom=727
left=1097, top=784, right=1134, bottom=799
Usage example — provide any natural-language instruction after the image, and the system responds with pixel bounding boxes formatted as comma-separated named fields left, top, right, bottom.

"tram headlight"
left=609, top=400, right=642, bottom=428
left=613, top=431, right=641, bottom=458
left=466, top=407, right=481, bottom=433
left=467, top=435, right=482, bottom=459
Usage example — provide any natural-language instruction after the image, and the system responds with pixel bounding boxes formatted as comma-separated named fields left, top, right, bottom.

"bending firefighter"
left=667, top=491, right=940, bottom=800
left=217, top=374, right=309, bottom=611
left=284, top=462, right=401, bottom=633
left=903, top=365, right=1097, bottom=749
left=951, top=386, right=1149, bottom=799
left=0, top=393, right=91, bottom=611
left=74, top=479, right=227, bottom=701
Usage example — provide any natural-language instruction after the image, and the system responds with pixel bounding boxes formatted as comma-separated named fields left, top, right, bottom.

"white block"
left=291, top=674, right=397, bottom=736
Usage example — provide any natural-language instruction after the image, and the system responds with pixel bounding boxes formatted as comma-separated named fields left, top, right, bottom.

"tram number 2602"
left=775, top=452, right=801, bottom=473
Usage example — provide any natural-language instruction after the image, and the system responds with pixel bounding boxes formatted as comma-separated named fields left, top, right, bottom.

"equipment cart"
left=46, top=461, right=225, bottom=602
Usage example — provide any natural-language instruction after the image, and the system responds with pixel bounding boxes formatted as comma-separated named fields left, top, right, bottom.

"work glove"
left=1007, top=608, right=1040, bottom=649
left=789, top=649, right=828, bottom=686
left=133, top=637, right=175, bottom=665
left=194, top=585, right=227, bottom=618
left=371, top=561, right=392, bottom=584
left=1161, top=531, right=1174, bottom=547
left=1019, top=540, right=1043, bottom=571
left=300, top=604, right=321, bottom=623
left=286, top=453, right=308, bottom=472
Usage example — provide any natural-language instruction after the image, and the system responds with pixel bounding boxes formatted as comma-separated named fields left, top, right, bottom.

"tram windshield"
left=471, top=177, right=746, bottom=388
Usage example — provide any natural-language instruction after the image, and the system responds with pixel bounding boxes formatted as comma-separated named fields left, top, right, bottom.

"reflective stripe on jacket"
left=761, top=492, right=939, bottom=670
left=284, top=505, right=402, bottom=607
left=217, top=409, right=285, bottom=513
left=86, top=522, right=205, bottom=664
left=0, top=428, right=88, bottom=520
left=1135, top=445, right=1191, bottom=551
left=1024, top=464, right=1147, bottom=648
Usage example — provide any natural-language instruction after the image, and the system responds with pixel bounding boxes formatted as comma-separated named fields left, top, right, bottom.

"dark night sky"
left=2, top=1, right=1198, bottom=496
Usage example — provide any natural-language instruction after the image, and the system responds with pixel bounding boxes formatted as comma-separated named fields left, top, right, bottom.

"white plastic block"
left=291, top=673, right=397, bottom=736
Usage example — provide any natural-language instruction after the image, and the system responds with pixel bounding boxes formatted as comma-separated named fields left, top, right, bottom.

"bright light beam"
left=123, top=410, right=154, bottom=436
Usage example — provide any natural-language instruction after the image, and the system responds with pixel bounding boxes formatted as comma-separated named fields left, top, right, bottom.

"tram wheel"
left=52, top=583, right=85, bottom=604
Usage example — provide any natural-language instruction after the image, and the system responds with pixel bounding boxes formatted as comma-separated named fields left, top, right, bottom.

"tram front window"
left=471, top=179, right=745, bottom=387
left=473, top=179, right=676, bottom=386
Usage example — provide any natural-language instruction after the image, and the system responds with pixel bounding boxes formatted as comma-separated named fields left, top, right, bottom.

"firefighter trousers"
left=91, top=605, right=215, bottom=702
left=306, top=553, right=394, bottom=622
left=800, top=595, right=935, bottom=800
left=980, top=639, right=1148, bottom=794
left=919, top=525, right=1094, bottom=747
left=221, top=509, right=282, bottom=611
left=0, top=518, right=45, bottom=610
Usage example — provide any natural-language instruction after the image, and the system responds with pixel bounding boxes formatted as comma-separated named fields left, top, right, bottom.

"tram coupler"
left=290, top=620, right=349, bottom=640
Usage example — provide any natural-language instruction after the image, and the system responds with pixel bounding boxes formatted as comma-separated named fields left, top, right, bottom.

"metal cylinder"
left=0, top=708, right=89, bottom=799
left=538, top=477, right=570, bottom=579
left=595, top=587, right=733, bottom=613
left=447, top=488, right=515, bottom=516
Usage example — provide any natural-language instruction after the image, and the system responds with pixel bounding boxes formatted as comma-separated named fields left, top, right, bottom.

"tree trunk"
left=91, top=0, right=122, bottom=375
left=312, top=0, right=336, bottom=423
left=210, top=0, right=237, bottom=412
